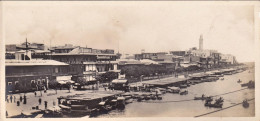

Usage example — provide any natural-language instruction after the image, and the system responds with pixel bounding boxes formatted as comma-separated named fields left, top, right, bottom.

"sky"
left=2, top=1, right=257, bottom=62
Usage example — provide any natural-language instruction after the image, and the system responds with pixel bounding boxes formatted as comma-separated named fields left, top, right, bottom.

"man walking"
left=38, top=98, right=42, bottom=105
left=44, top=101, right=48, bottom=109
left=10, top=95, right=13, bottom=103
left=19, top=95, right=22, bottom=102
left=23, top=94, right=27, bottom=104
left=34, top=91, right=37, bottom=97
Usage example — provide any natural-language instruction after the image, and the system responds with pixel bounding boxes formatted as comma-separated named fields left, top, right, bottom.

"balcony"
left=6, top=72, right=51, bottom=77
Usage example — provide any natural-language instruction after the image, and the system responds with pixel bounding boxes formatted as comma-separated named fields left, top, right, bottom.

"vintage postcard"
left=1, top=1, right=259, bottom=121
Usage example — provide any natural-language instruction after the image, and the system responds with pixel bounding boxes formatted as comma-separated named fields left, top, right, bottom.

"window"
left=8, top=82, right=12, bottom=85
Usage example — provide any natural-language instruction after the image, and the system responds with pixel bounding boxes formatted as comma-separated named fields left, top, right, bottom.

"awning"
left=58, top=80, right=75, bottom=84
left=112, top=79, right=128, bottom=84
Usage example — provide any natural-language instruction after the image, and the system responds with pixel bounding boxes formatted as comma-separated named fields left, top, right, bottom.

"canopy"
left=112, top=79, right=128, bottom=84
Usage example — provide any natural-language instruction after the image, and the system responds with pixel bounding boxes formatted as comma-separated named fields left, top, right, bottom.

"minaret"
left=199, top=34, right=203, bottom=50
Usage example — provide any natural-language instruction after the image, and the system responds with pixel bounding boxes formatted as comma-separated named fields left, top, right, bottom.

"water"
left=95, top=68, right=255, bottom=117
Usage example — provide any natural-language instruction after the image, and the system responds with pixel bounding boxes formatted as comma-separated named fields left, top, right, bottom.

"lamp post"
left=46, top=77, right=49, bottom=89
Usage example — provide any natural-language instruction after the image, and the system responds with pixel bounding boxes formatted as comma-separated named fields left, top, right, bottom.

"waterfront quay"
left=97, top=67, right=255, bottom=117
left=5, top=88, right=123, bottom=118
left=5, top=66, right=254, bottom=118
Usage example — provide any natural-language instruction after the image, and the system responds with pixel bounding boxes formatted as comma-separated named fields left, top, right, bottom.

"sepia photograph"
left=1, top=1, right=259, bottom=120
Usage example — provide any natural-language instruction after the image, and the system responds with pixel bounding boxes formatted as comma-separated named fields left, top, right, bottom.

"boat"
left=155, top=88, right=167, bottom=94
left=237, top=79, right=242, bottom=83
left=194, top=94, right=207, bottom=100
left=137, top=96, right=144, bottom=102
left=179, top=89, right=188, bottom=95
left=157, top=96, right=162, bottom=100
left=117, top=97, right=125, bottom=109
left=98, top=100, right=112, bottom=113
left=205, top=102, right=223, bottom=108
left=126, top=98, right=133, bottom=104
left=144, top=95, right=151, bottom=100
left=167, top=86, right=180, bottom=93
left=241, top=80, right=255, bottom=88
left=242, top=100, right=249, bottom=108
left=109, top=99, right=118, bottom=109
left=204, top=97, right=224, bottom=108
left=179, top=84, right=188, bottom=88
left=224, top=72, right=232, bottom=75
left=151, top=95, right=157, bottom=100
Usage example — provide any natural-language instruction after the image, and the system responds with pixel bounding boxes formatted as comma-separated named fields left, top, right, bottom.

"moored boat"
left=242, top=100, right=249, bottom=108
left=179, top=89, right=188, bottom=95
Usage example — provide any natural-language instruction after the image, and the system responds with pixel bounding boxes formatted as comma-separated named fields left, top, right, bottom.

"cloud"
left=3, top=2, right=255, bottom=62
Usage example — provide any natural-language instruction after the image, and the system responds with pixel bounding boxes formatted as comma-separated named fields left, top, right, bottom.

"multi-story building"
left=50, top=47, right=119, bottom=82
left=170, top=51, right=187, bottom=56
left=51, top=44, right=78, bottom=54
left=220, top=54, right=237, bottom=64
left=5, top=51, right=71, bottom=94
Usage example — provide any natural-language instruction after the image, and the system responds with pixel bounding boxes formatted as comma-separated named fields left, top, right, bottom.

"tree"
left=48, top=80, right=59, bottom=94
left=77, top=77, right=87, bottom=90
left=66, top=82, right=72, bottom=93
left=96, top=72, right=118, bottom=83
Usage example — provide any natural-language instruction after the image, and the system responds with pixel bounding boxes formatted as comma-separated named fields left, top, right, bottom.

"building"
left=51, top=44, right=78, bottom=54
left=50, top=47, right=119, bottom=83
left=170, top=51, right=187, bottom=56
left=220, top=54, right=237, bottom=64
left=5, top=59, right=70, bottom=94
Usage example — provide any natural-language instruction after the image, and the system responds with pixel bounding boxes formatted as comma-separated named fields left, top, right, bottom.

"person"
left=17, top=101, right=20, bottom=106
left=10, top=95, right=13, bottom=103
left=19, top=95, right=22, bottom=102
left=23, top=94, right=27, bottom=104
left=44, top=101, right=48, bottom=109
left=39, top=98, right=42, bottom=105
left=34, top=91, right=37, bottom=97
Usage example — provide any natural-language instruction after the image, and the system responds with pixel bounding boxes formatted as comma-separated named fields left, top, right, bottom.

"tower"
left=199, top=34, right=203, bottom=50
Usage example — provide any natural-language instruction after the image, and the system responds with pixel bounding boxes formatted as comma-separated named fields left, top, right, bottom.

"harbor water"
left=95, top=68, right=255, bottom=117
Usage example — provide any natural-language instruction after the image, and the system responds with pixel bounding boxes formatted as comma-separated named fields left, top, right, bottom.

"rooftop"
left=5, top=60, right=68, bottom=66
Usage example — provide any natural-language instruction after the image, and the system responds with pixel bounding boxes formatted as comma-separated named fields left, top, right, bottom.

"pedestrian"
left=19, top=95, right=22, bottom=102
left=23, top=94, right=27, bottom=104
left=10, top=95, right=13, bottom=103
left=17, top=101, right=20, bottom=106
left=38, top=98, right=42, bottom=105
left=44, top=101, right=48, bottom=109
left=34, top=91, right=37, bottom=97
left=104, top=87, right=107, bottom=91
left=14, top=96, right=16, bottom=103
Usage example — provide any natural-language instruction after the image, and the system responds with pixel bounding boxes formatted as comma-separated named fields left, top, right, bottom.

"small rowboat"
left=243, top=100, right=249, bottom=108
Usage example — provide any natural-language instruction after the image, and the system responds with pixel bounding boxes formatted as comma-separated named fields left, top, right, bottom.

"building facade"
left=5, top=60, right=70, bottom=94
